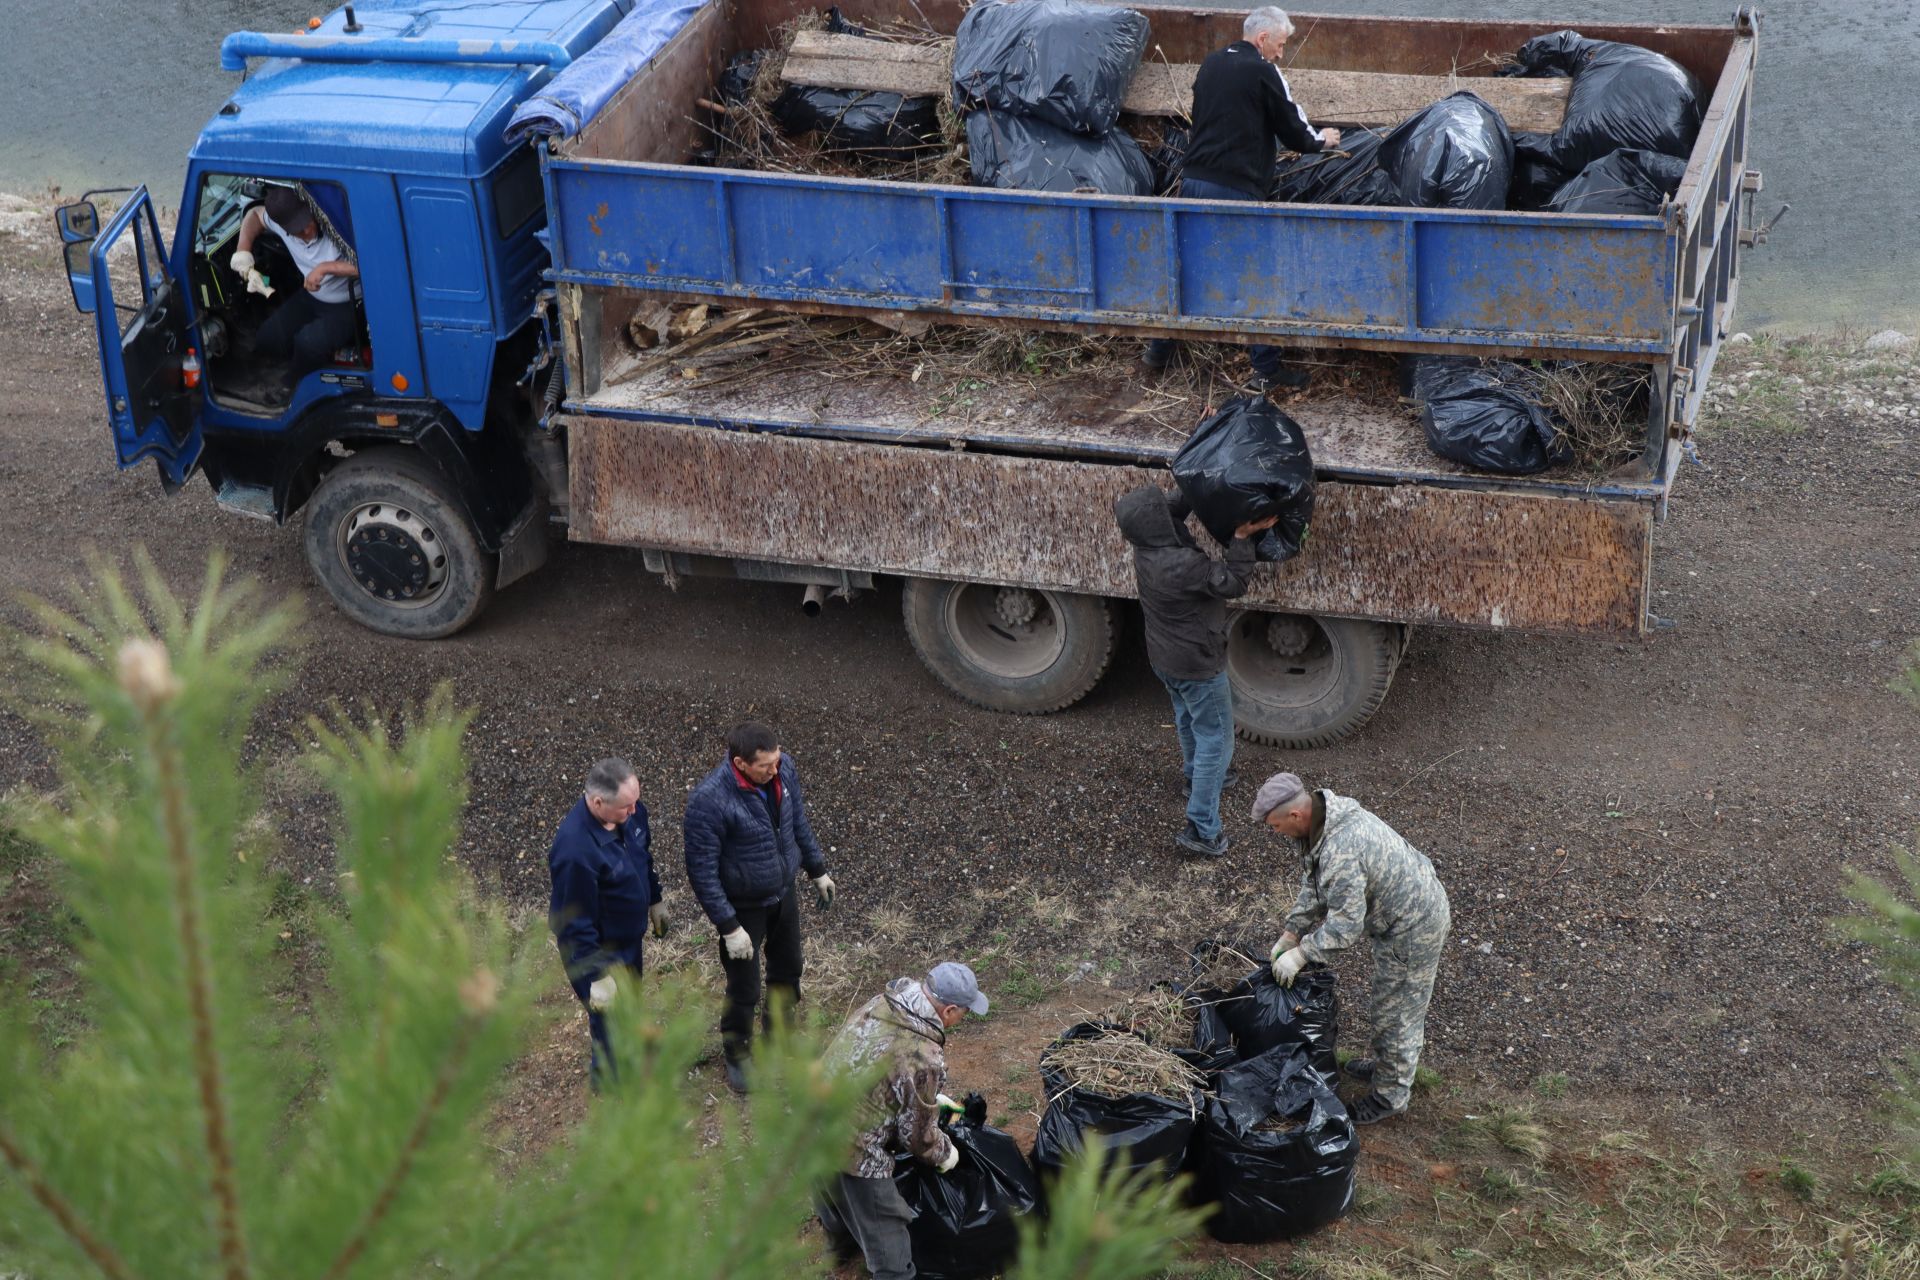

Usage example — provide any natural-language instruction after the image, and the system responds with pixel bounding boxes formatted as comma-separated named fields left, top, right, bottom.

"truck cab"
left=56, top=0, right=630, bottom=636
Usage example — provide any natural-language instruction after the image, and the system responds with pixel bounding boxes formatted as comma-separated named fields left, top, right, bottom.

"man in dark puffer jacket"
left=1115, top=485, right=1275, bottom=857
left=684, top=720, right=836, bottom=1093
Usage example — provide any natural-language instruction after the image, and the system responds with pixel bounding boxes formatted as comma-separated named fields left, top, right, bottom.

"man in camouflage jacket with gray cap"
left=1251, top=771, right=1450, bottom=1124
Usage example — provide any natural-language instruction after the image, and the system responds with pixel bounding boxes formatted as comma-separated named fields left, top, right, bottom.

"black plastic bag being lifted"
left=816, top=1103, right=1041, bottom=1280
left=1034, top=1023, right=1200, bottom=1182
left=951, top=0, right=1150, bottom=136
left=1503, top=30, right=1702, bottom=176
left=965, top=111, right=1154, bottom=195
left=1194, top=964, right=1341, bottom=1081
left=1269, top=126, right=1398, bottom=206
left=1548, top=148, right=1687, bottom=215
left=1192, top=1042, right=1358, bottom=1242
left=772, top=85, right=943, bottom=160
left=1376, top=92, right=1514, bottom=210
left=1171, top=397, right=1314, bottom=564
left=1405, top=356, right=1571, bottom=475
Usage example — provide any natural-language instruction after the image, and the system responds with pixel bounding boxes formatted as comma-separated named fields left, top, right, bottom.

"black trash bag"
left=1034, top=1023, right=1199, bottom=1182
left=1508, top=131, right=1571, bottom=211
left=1193, top=1042, right=1358, bottom=1242
left=1269, top=126, right=1397, bottom=206
left=965, top=111, right=1154, bottom=195
left=718, top=49, right=768, bottom=104
left=1170, top=397, right=1315, bottom=564
left=817, top=1099, right=1042, bottom=1280
left=1376, top=92, right=1513, bottom=210
left=1202, top=965, right=1340, bottom=1080
left=1548, top=147, right=1686, bottom=215
left=824, top=5, right=866, bottom=36
left=1405, top=356, right=1571, bottom=475
left=897, top=1118, right=1041, bottom=1279
left=1503, top=30, right=1701, bottom=174
left=951, top=0, right=1150, bottom=136
left=772, top=86, right=943, bottom=160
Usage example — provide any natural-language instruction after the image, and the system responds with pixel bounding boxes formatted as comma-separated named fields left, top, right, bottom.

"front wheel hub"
left=994, top=587, right=1039, bottom=629
left=341, top=503, right=448, bottom=606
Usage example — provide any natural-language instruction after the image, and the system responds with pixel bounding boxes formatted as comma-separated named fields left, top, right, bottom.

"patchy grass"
left=1701, top=334, right=1920, bottom=440
left=0, top=820, right=86, bottom=1050
left=1534, top=1071, right=1571, bottom=1100
left=1780, top=1158, right=1820, bottom=1202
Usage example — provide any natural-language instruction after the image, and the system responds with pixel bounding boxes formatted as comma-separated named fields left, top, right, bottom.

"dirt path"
left=0, top=207, right=1916, bottom=1144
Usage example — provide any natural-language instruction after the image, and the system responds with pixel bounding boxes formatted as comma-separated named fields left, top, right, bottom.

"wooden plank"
left=783, top=31, right=1569, bottom=131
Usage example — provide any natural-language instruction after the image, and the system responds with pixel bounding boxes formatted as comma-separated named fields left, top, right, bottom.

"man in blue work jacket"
left=548, top=757, right=667, bottom=1088
left=684, top=721, right=836, bottom=1095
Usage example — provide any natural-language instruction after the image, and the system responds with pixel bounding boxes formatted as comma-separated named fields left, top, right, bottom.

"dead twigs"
left=1041, top=1029, right=1208, bottom=1107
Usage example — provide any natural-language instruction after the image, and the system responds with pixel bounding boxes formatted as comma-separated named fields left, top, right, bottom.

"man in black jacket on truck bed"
left=1115, top=485, right=1277, bottom=857
left=1144, top=6, right=1340, bottom=390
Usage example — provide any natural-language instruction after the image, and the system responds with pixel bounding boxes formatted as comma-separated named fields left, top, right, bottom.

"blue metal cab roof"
left=193, top=0, right=630, bottom=179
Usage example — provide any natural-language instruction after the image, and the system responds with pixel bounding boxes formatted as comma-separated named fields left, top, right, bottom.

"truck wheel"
left=303, top=448, right=496, bottom=639
left=1227, top=612, right=1402, bottom=749
left=902, top=578, right=1116, bottom=714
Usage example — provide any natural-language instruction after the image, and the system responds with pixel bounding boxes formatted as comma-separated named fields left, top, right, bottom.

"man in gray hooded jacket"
left=1114, top=484, right=1276, bottom=856
left=1252, top=771, right=1450, bottom=1124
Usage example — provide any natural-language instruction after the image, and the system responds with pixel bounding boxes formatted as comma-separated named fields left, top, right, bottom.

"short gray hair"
left=1244, top=6, right=1294, bottom=41
left=584, top=757, right=635, bottom=803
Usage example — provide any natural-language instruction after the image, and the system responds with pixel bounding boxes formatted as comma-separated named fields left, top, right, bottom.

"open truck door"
left=59, top=188, right=204, bottom=489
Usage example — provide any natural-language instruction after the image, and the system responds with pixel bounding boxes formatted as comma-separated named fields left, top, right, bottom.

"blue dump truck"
left=57, top=0, right=1767, bottom=746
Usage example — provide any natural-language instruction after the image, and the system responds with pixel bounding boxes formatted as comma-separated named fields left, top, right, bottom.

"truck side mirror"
left=56, top=201, right=100, bottom=315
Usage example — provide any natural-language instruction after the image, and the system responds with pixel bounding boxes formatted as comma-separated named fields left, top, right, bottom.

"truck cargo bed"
left=573, top=342, right=1663, bottom=501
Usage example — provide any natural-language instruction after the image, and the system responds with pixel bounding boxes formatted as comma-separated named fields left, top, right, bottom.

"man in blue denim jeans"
left=1143, top=6, right=1340, bottom=390
left=1114, top=485, right=1276, bottom=856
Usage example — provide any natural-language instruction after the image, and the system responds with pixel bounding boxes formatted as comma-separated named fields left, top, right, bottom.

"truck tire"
left=1227, top=612, right=1403, bottom=749
left=302, top=448, right=496, bottom=639
left=902, top=578, right=1116, bottom=714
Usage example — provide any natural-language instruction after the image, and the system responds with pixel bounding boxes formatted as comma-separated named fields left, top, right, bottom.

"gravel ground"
left=0, top=206, right=1916, bottom=1138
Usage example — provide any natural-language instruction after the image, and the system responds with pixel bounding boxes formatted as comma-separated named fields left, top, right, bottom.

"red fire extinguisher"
left=182, top=347, right=202, bottom=389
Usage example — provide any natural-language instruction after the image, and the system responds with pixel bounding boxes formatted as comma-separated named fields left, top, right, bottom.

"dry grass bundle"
left=1185, top=942, right=1266, bottom=994
left=1100, top=987, right=1197, bottom=1047
left=1253, top=1112, right=1303, bottom=1134
left=1041, top=1029, right=1208, bottom=1105
left=1506, top=361, right=1651, bottom=471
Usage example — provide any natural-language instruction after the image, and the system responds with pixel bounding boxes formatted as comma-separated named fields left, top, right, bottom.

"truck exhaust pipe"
left=801, top=584, right=829, bottom=617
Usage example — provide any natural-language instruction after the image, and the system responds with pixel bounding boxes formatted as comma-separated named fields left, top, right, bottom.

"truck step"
left=214, top=481, right=278, bottom=523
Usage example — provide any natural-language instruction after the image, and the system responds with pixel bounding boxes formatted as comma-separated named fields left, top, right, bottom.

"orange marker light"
left=308, top=16, right=323, bottom=28
left=390, top=373, right=410, bottom=392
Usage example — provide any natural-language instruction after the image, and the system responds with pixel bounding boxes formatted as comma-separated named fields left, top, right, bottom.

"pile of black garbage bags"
left=1033, top=944, right=1357, bottom=1243
left=1171, top=396, right=1315, bottom=564
left=1260, top=28, right=1701, bottom=217
left=817, top=944, right=1356, bottom=1274
left=952, top=0, right=1155, bottom=195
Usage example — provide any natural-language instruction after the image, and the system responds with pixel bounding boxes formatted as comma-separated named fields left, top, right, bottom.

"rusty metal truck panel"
left=568, top=415, right=1651, bottom=635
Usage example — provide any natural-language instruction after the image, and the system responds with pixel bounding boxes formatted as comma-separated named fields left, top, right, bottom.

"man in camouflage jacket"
left=821, top=963, right=990, bottom=1280
left=1252, top=771, right=1450, bottom=1124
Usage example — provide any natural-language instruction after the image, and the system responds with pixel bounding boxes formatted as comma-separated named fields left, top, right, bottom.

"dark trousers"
left=835, top=1174, right=916, bottom=1280
left=1145, top=176, right=1282, bottom=381
left=256, top=291, right=358, bottom=393
left=567, top=943, right=642, bottom=1093
left=719, top=882, right=804, bottom=1063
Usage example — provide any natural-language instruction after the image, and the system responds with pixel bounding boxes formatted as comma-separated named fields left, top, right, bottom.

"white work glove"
left=1271, top=947, right=1308, bottom=988
left=934, top=1142, right=961, bottom=1174
left=587, top=974, right=617, bottom=1011
left=812, top=874, right=835, bottom=911
left=722, top=927, right=753, bottom=960
left=1319, top=126, right=1342, bottom=149
left=229, top=249, right=254, bottom=275
left=1271, top=933, right=1300, bottom=961
left=649, top=902, right=669, bottom=939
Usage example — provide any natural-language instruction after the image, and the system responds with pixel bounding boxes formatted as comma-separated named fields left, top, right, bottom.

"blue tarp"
left=505, top=0, right=706, bottom=142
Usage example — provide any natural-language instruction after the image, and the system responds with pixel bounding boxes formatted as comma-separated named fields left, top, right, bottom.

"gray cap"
left=1250, top=771, right=1307, bottom=821
left=927, top=961, right=990, bottom=1015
